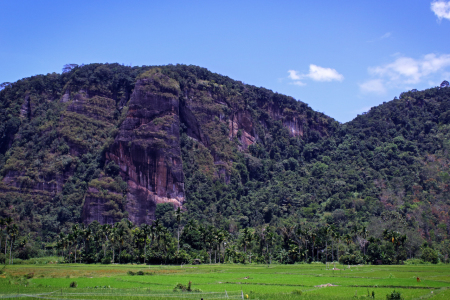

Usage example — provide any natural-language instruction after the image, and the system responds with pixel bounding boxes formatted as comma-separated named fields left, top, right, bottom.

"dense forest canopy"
left=0, top=63, right=449, bottom=265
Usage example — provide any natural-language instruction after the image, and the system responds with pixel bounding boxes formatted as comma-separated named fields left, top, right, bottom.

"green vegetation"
left=0, top=63, right=450, bottom=267
left=0, top=263, right=449, bottom=299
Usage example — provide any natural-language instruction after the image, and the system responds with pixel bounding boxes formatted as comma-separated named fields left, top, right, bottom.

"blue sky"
left=1, top=0, right=449, bottom=123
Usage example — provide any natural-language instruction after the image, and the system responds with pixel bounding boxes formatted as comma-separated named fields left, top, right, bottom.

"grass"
left=0, top=262, right=449, bottom=299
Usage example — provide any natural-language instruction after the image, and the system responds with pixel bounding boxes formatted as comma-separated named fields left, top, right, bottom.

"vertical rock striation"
left=105, top=70, right=185, bottom=225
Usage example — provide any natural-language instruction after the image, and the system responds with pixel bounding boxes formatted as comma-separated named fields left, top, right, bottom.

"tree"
left=100, top=224, right=111, bottom=259
left=71, top=224, right=81, bottom=263
left=3, top=217, right=12, bottom=259
left=0, top=82, right=11, bottom=90
left=62, top=64, right=78, bottom=73
left=140, top=224, right=151, bottom=264
left=175, top=207, right=182, bottom=253
left=7, top=224, right=18, bottom=264
left=266, top=227, right=276, bottom=265
left=440, top=80, right=449, bottom=88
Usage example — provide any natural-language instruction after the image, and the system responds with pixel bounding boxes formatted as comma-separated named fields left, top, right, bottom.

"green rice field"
left=0, top=262, right=449, bottom=299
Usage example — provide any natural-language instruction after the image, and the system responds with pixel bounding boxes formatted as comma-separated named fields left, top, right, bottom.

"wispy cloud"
left=431, top=1, right=450, bottom=21
left=371, top=53, right=450, bottom=83
left=287, top=65, right=344, bottom=86
left=380, top=32, right=392, bottom=39
left=360, top=53, right=450, bottom=94
left=359, top=79, right=386, bottom=94
left=368, top=32, right=392, bottom=43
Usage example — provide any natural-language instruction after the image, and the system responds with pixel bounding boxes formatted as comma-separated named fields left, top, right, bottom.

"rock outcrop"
left=105, top=70, right=185, bottom=225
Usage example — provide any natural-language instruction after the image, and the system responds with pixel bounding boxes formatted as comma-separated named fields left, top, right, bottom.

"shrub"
left=386, top=290, right=403, bottom=300
left=339, top=254, right=364, bottom=265
left=101, top=257, right=111, bottom=264
left=173, top=281, right=193, bottom=292
left=404, top=258, right=425, bottom=265
left=127, top=271, right=135, bottom=276
left=421, top=248, right=438, bottom=264
left=136, top=271, right=144, bottom=276
left=69, top=281, right=77, bottom=288
left=292, top=290, right=303, bottom=295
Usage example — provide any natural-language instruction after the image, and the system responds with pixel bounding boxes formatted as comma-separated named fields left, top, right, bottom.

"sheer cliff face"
left=105, top=71, right=184, bottom=225
left=0, top=64, right=336, bottom=229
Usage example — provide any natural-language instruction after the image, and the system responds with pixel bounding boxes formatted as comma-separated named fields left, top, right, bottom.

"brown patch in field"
left=6, top=267, right=184, bottom=279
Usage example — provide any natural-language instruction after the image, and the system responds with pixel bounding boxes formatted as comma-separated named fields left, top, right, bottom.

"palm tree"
left=309, top=229, right=317, bottom=262
left=101, top=224, right=111, bottom=259
left=241, top=228, right=253, bottom=263
left=140, top=224, right=151, bottom=264
left=0, top=218, right=5, bottom=256
left=360, top=226, right=368, bottom=256
left=110, top=226, right=117, bottom=263
left=175, top=207, right=182, bottom=254
left=71, top=224, right=80, bottom=263
left=82, top=226, right=92, bottom=261
left=344, top=233, right=352, bottom=245
left=217, top=229, right=228, bottom=263
left=4, top=217, right=12, bottom=258
left=7, top=224, right=18, bottom=264
left=265, top=227, right=276, bottom=265
left=331, top=228, right=339, bottom=262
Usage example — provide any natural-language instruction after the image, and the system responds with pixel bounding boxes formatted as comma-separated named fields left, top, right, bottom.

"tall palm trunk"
left=144, top=241, right=147, bottom=264
left=337, top=239, right=340, bottom=262
left=9, top=239, right=13, bottom=264
left=304, top=241, right=308, bottom=263
left=332, top=239, right=334, bottom=262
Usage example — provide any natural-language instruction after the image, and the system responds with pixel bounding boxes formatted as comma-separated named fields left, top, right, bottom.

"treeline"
left=37, top=215, right=443, bottom=265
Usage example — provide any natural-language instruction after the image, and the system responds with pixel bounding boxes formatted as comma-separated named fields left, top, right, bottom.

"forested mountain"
left=0, top=63, right=449, bottom=264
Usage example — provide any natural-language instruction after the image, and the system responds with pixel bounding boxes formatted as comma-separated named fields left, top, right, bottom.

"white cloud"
left=368, top=53, right=450, bottom=85
left=287, top=64, right=344, bottom=86
left=359, top=79, right=386, bottom=94
left=287, top=70, right=301, bottom=80
left=292, top=81, right=306, bottom=86
left=431, top=1, right=450, bottom=21
left=308, top=64, right=344, bottom=82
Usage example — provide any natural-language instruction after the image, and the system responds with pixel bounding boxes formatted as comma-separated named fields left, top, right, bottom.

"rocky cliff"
left=105, top=70, right=185, bottom=225
left=0, top=64, right=336, bottom=231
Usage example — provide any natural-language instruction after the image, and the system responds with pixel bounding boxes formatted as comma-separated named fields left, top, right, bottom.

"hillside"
left=0, top=63, right=449, bottom=263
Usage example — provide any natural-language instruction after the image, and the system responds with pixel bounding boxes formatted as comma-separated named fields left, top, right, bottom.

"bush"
left=386, top=290, right=403, bottom=300
left=101, top=257, right=111, bottom=264
left=292, top=290, right=303, bottom=295
left=173, top=281, right=192, bottom=292
left=136, top=271, right=144, bottom=276
left=127, top=271, right=135, bottom=276
left=421, top=248, right=439, bottom=264
left=404, top=258, right=425, bottom=265
left=69, top=281, right=77, bottom=288
left=339, top=254, right=364, bottom=265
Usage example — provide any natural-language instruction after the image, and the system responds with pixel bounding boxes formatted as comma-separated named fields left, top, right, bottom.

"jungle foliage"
left=0, top=63, right=450, bottom=264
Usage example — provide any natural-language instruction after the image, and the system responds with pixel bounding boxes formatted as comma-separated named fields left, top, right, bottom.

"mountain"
left=0, top=63, right=449, bottom=257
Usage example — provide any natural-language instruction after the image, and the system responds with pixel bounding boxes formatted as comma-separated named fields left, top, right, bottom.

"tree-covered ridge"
left=0, top=63, right=449, bottom=264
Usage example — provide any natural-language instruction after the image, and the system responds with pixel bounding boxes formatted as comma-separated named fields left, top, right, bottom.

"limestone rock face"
left=105, top=71, right=184, bottom=225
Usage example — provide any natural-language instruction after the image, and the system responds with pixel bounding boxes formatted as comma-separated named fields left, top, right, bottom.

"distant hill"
left=0, top=63, right=449, bottom=259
